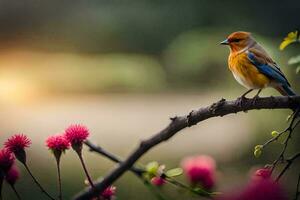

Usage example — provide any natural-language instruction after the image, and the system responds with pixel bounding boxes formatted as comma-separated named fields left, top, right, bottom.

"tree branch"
left=84, top=140, right=144, bottom=176
left=74, top=96, right=300, bottom=200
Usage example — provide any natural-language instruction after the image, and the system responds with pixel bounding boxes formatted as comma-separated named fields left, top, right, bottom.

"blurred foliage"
left=280, top=31, right=300, bottom=74
left=279, top=31, right=299, bottom=50
left=0, top=1, right=299, bottom=94
left=163, top=30, right=228, bottom=89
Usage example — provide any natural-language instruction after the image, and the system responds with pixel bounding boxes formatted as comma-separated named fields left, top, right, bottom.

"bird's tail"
left=275, top=84, right=297, bottom=96
left=275, top=84, right=300, bottom=117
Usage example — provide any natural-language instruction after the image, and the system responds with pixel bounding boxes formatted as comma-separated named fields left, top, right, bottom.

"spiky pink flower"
left=151, top=177, right=166, bottom=186
left=46, top=135, right=70, bottom=152
left=64, top=124, right=89, bottom=145
left=4, top=134, right=31, bottom=153
left=181, top=155, right=216, bottom=189
left=254, top=168, right=271, bottom=179
left=0, top=148, right=15, bottom=172
left=5, top=165, right=20, bottom=185
left=101, top=186, right=116, bottom=199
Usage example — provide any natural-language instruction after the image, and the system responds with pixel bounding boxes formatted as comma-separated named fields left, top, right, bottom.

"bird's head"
left=220, top=31, right=255, bottom=52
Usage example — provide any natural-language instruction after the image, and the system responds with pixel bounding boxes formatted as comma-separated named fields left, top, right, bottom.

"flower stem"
left=165, top=176, right=212, bottom=197
left=56, top=159, right=62, bottom=200
left=23, top=164, right=56, bottom=200
left=10, top=185, right=21, bottom=200
left=143, top=181, right=168, bottom=200
left=77, top=153, right=95, bottom=188
left=0, top=173, right=3, bottom=200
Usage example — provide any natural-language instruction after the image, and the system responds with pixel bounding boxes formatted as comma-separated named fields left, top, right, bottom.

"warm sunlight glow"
left=0, top=76, right=39, bottom=104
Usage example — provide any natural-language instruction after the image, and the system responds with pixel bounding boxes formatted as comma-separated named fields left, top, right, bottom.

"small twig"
left=84, top=141, right=144, bottom=176
left=262, top=108, right=300, bottom=174
left=0, top=171, right=3, bottom=200
left=84, top=141, right=168, bottom=200
left=23, top=164, right=55, bottom=200
left=77, top=152, right=95, bottom=188
left=10, top=185, right=21, bottom=200
left=56, top=158, right=62, bottom=200
left=276, top=152, right=300, bottom=181
left=165, top=176, right=212, bottom=198
left=263, top=109, right=299, bottom=149
left=143, top=181, right=169, bottom=200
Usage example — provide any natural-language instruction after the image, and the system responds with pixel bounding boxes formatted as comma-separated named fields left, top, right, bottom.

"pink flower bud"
left=46, top=134, right=70, bottom=152
left=4, top=134, right=31, bottom=153
left=0, top=148, right=15, bottom=173
left=151, top=177, right=166, bottom=186
left=4, top=134, right=31, bottom=164
left=5, top=165, right=20, bottom=185
left=64, top=124, right=89, bottom=145
left=181, top=155, right=216, bottom=189
left=64, top=124, right=89, bottom=155
left=254, top=168, right=271, bottom=179
left=101, top=186, right=116, bottom=199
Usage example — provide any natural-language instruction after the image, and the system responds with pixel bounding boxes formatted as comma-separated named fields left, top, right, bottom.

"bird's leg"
left=241, top=89, right=253, bottom=98
left=237, top=89, right=253, bottom=107
left=252, top=89, right=262, bottom=105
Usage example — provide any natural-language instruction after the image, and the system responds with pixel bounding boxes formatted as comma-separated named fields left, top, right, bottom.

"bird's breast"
left=228, top=53, right=270, bottom=89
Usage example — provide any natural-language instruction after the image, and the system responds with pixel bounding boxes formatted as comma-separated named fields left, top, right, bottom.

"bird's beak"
left=220, top=39, right=229, bottom=45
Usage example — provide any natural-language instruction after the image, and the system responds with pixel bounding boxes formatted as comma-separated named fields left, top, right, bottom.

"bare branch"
left=84, top=140, right=144, bottom=176
left=262, top=108, right=300, bottom=174
left=74, top=96, right=300, bottom=200
left=276, top=152, right=300, bottom=181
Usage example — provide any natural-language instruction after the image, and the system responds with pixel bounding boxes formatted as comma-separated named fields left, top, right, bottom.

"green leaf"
left=296, top=66, right=300, bottom=74
left=146, top=161, right=159, bottom=175
left=279, top=31, right=299, bottom=50
left=288, top=55, right=300, bottom=65
left=192, top=187, right=211, bottom=196
left=165, top=168, right=183, bottom=177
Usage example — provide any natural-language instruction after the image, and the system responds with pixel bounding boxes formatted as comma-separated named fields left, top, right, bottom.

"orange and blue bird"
left=220, top=31, right=296, bottom=98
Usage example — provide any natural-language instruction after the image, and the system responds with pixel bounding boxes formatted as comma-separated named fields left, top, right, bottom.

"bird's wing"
left=247, top=48, right=291, bottom=86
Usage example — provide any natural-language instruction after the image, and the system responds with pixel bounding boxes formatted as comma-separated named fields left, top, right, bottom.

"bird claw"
left=252, top=95, right=259, bottom=105
left=237, top=96, right=247, bottom=107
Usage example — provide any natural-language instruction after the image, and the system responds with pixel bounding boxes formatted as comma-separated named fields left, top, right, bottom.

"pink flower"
left=64, top=124, right=89, bottom=145
left=46, top=135, right=70, bottom=152
left=4, top=134, right=31, bottom=153
left=5, top=165, right=20, bottom=185
left=181, top=155, right=216, bottom=189
left=216, top=179, right=287, bottom=200
left=0, top=148, right=15, bottom=172
left=151, top=177, right=166, bottom=186
left=254, top=168, right=271, bottom=179
left=101, top=186, right=116, bottom=199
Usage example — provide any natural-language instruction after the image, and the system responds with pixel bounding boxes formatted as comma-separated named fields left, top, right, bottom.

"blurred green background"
left=0, top=0, right=299, bottom=199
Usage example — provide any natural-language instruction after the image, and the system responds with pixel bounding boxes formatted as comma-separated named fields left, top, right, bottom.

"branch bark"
left=74, top=96, right=300, bottom=200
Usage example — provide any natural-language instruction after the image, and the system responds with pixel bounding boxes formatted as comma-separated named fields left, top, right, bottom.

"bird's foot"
left=237, top=95, right=247, bottom=107
left=252, top=95, right=260, bottom=105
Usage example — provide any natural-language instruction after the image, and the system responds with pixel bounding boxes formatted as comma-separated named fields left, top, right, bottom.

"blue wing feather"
left=247, top=52, right=289, bottom=86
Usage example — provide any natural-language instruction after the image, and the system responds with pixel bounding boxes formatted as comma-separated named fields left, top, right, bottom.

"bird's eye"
left=231, top=38, right=242, bottom=43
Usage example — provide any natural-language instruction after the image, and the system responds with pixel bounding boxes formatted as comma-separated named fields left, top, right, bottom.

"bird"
left=220, top=31, right=296, bottom=99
